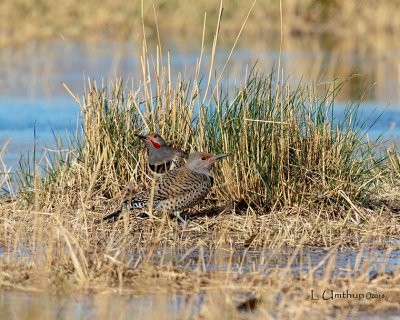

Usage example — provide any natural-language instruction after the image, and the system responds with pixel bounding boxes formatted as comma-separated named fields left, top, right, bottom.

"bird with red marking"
left=104, top=152, right=229, bottom=222
left=135, top=133, right=188, bottom=177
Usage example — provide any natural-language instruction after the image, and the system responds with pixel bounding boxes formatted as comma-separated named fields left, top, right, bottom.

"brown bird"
left=104, top=152, right=229, bottom=222
left=135, top=133, right=188, bottom=177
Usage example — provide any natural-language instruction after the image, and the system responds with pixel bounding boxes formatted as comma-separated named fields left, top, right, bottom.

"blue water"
left=0, top=96, right=80, bottom=171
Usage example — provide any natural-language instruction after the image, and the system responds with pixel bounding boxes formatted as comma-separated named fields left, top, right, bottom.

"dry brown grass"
left=2, top=106, right=400, bottom=315
left=1, top=0, right=400, bottom=47
left=1, top=134, right=400, bottom=317
left=1, top=198, right=400, bottom=319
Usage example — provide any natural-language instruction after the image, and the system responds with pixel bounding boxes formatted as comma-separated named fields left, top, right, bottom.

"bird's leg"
left=173, top=211, right=187, bottom=226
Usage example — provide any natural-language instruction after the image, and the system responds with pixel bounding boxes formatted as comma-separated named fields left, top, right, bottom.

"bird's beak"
left=135, top=133, right=148, bottom=140
left=211, top=153, right=230, bottom=162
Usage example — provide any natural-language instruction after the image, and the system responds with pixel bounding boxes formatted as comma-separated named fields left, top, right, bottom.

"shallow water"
left=0, top=291, right=173, bottom=320
left=136, top=245, right=400, bottom=278
left=1, top=244, right=399, bottom=278
left=0, top=245, right=399, bottom=319
left=2, top=290, right=399, bottom=320
left=0, top=247, right=400, bottom=319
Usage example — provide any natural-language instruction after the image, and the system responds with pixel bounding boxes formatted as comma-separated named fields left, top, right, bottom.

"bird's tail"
left=104, top=193, right=149, bottom=222
left=103, top=209, right=123, bottom=221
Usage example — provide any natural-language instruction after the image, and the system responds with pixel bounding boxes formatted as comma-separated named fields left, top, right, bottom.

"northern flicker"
left=135, top=133, right=188, bottom=177
left=104, top=152, right=229, bottom=222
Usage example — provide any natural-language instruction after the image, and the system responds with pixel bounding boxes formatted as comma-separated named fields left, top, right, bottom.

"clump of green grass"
left=0, top=1, right=393, bottom=214
left=16, top=67, right=383, bottom=215
left=208, top=73, right=383, bottom=209
left=387, top=148, right=400, bottom=180
left=4, top=4, right=393, bottom=235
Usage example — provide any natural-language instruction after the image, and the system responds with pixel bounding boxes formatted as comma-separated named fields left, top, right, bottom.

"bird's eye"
left=154, top=134, right=159, bottom=138
left=201, top=156, right=207, bottom=160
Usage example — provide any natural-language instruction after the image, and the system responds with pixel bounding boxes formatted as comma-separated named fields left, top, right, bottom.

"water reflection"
left=133, top=245, right=400, bottom=279
left=1, top=289, right=398, bottom=320
left=1, top=244, right=399, bottom=319
left=0, top=34, right=399, bottom=102
left=2, top=244, right=399, bottom=279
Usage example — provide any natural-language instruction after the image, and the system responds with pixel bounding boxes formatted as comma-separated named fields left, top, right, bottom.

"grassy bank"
left=1, top=17, right=400, bottom=319
left=1, top=30, right=400, bottom=247
left=13, top=72, right=387, bottom=214
left=1, top=0, right=400, bottom=47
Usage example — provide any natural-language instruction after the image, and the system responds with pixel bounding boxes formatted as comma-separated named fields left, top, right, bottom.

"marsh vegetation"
left=1, top=2, right=400, bottom=319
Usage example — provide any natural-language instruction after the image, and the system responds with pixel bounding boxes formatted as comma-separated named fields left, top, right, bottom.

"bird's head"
left=186, top=152, right=229, bottom=176
left=135, top=133, right=167, bottom=150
